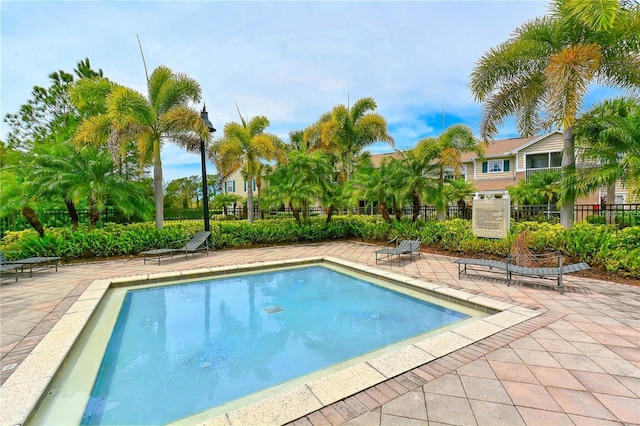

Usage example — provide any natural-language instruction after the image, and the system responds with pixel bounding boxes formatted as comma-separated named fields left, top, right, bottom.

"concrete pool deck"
left=1, top=241, right=639, bottom=425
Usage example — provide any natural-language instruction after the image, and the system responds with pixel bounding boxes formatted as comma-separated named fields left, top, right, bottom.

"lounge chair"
left=454, top=252, right=590, bottom=291
left=0, top=251, right=60, bottom=278
left=141, top=231, right=212, bottom=265
left=375, top=237, right=421, bottom=265
left=0, top=261, right=21, bottom=282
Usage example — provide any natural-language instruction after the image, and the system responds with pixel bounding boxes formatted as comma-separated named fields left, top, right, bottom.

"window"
left=243, top=179, right=257, bottom=192
left=489, top=161, right=503, bottom=172
left=527, top=153, right=548, bottom=169
left=482, top=159, right=510, bottom=174
left=224, top=180, right=235, bottom=193
left=526, top=152, right=562, bottom=169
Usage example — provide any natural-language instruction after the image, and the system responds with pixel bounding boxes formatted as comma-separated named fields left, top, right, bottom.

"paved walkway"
left=1, top=241, right=639, bottom=425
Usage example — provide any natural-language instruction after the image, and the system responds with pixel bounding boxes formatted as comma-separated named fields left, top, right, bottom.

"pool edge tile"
left=366, top=345, right=436, bottom=378
left=307, top=363, right=387, bottom=406
left=219, top=385, right=322, bottom=426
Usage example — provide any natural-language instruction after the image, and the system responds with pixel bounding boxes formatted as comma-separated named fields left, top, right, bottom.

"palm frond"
left=545, top=43, right=602, bottom=128
left=70, top=77, right=114, bottom=113
left=353, top=114, right=395, bottom=148
left=107, top=86, right=155, bottom=129
left=148, top=66, right=173, bottom=105
left=349, top=97, right=376, bottom=122
left=155, top=73, right=201, bottom=114
left=248, top=115, right=270, bottom=137
left=73, top=114, right=113, bottom=146
left=564, top=0, right=620, bottom=31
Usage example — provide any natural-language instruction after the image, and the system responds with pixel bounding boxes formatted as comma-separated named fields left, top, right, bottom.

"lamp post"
left=200, top=105, right=216, bottom=232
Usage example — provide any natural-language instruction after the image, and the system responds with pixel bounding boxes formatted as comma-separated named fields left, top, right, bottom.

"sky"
left=0, top=0, right=614, bottom=183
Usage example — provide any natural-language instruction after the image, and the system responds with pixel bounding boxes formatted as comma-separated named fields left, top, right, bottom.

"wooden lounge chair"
left=141, top=231, right=212, bottom=265
left=0, top=251, right=60, bottom=278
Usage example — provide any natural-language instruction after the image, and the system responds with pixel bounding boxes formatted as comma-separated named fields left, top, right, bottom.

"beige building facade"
left=219, top=131, right=632, bottom=207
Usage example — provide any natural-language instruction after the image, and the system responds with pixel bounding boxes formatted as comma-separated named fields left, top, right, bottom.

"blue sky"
left=1, top=0, right=611, bottom=183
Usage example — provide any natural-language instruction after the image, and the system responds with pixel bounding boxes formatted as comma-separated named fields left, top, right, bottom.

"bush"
left=1, top=216, right=638, bottom=279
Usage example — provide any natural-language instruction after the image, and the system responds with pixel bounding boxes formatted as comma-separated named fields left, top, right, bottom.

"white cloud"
left=3, top=0, right=558, bottom=182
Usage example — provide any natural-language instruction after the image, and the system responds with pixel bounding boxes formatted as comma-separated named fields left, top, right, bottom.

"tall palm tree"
left=73, top=66, right=210, bottom=229
left=574, top=97, right=640, bottom=217
left=306, top=97, right=394, bottom=182
left=211, top=109, right=284, bottom=223
left=470, top=0, right=640, bottom=228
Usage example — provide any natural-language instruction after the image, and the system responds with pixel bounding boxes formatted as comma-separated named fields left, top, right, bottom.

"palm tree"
left=211, top=193, right=244, bottom=217
left=444, top=178, right=476, bottom=219
left=34, top=144, right=153, bottom=229
left=211, top=109, right=284, bottom=223
left=527, top=168, right=562, bottom=217
left=347, top=159, right=397, bottom=222
left=263, top=150, right=333, bottom=223
left=0, top=167, right=45, bottom=237
left=416, top=124, right=482, bottom=221
left=72, top=66, right=210, bottom=229
left=470, top=0, right=640, bottom=228
left=306, top=97, right=394, bottom=182
left=389, top=149, right=438, bottom=222
left=574, top=97, right=640, bottom=221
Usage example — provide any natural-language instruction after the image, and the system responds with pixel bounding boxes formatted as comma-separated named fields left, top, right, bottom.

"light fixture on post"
left=200, top=104, right=216, bottom=232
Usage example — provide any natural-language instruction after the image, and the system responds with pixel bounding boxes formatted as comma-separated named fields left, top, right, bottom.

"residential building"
left=221, top=171, right=257, bottom=199
left=374, top=131, right=630, bottom=205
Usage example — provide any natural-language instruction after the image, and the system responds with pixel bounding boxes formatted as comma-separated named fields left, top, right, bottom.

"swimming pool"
left=82, top=265, right=470, bottom=424
left=22, top=257, right=538, bottom=425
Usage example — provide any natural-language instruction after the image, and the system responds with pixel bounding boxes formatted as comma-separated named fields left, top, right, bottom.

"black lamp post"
left=200, top=105, right=216, bottom=232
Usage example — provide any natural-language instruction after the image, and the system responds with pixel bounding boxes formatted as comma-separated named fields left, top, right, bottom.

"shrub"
left=1, top=216, right=638, bottom=279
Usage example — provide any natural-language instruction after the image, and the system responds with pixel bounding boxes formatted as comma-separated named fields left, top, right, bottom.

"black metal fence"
left=165, top=204, right=639, bottom=225
left=2, top=204, right=639, bottom=237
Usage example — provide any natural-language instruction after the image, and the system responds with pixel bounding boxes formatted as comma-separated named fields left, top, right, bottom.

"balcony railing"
left=525, top=167, right=561, bottom=180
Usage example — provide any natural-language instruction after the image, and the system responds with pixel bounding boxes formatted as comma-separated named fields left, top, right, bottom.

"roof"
left=363, top=131, right=562, bottom=165
left=369, top=152, right=403, bottom=168
left=460, top=131, right=562, bottom=162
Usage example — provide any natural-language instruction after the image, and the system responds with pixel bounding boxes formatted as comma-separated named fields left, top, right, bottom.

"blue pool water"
left=81, top=266, right=469, bottom=425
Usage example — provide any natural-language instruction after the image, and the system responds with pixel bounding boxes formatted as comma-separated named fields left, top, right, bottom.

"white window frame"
left=488, top=160, right=504, bottom=173
left=224, top=180, right=235, bottom=193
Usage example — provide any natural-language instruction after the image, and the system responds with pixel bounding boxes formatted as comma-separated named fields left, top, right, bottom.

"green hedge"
left=1, top=217, right=638, bottom=279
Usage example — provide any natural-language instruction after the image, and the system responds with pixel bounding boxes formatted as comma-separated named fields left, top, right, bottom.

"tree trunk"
left=326, top=205, right=335, bottom=224
left=21, top=206, right=44, bottom=237
left=412, top=191, right=420, bottom=222
left=560, top=127, right=575, bottom=229
left=256, top=178, right=262, bottom=219
left=436, top=168, right=447, bottom=221
left=65, top=199, right=79, bottom=229
left=394, top=204, right=402, bottom=220
left=606, top=184, right=616, bottom=225
left=247, top=174, right=255, bottom=223
left=378, top=202, right=390, bottom=222
left=292, top=207, right=301, bottom=223
left=153, top=140, right=164, bottom=229
left=88, top=196, right=100, bottom=230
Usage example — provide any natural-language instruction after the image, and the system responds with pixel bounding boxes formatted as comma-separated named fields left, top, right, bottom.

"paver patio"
left=1, top=241, right=638, bottom=425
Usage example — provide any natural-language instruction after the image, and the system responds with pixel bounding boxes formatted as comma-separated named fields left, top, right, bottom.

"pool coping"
left=0, top=256, right=540, bottom=425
